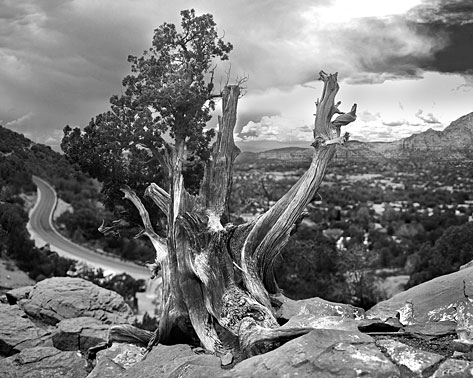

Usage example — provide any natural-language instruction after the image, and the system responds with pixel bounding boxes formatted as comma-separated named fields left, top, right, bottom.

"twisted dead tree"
left=108, top=71, right=357, bottom=360
left=61, top=9, right=357, bottom=362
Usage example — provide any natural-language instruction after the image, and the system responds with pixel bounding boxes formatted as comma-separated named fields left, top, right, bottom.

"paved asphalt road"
left=29, top=176, right=150, bottom=280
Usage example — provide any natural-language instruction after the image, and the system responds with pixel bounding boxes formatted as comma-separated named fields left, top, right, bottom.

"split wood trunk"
left=114, top=72, right=357, bottom=359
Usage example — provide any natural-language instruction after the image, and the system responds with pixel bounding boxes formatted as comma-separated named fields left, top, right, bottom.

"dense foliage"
left=0, top=198, right=75, bottom=282
left=61, top=9, right=232, bottom=215
left=407, top=221, right=473, bottom=287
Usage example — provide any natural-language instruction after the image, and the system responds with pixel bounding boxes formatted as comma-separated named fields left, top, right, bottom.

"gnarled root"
left=108, top=324, right=154, bottom=347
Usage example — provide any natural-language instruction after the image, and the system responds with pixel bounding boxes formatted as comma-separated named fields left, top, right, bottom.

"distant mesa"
left=235, top=111, right=473, bottom=165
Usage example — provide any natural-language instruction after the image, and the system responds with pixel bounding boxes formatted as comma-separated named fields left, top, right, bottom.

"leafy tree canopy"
left=62, top=9, right=233, bottom=212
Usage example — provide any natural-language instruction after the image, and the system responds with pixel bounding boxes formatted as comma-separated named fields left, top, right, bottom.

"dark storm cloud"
left=406, top=0, right=473, bottom=75
left=1, top=0, right=471, bottom=148
left=0, top=0, right=160, bottom=145
left=326, top=0, right=473, bottom=84
left=334, top=17, right=433, bottom=83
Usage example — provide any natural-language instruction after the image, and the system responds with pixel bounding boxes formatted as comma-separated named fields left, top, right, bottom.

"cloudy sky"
left=1, top=0, right=472, bottom=151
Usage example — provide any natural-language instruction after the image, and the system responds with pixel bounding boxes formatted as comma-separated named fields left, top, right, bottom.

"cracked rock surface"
left=2, top=274, right=473, bottom=378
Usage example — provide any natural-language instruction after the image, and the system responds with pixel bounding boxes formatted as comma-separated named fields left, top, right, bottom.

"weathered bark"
left=111, top=72, right=357, bottom=359
left=199, top=85, right=241, bottom=222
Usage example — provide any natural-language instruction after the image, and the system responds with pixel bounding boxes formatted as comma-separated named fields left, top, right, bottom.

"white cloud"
left=235, top=71, right=472, bottom=144
left=310, top=0, right=423, bottom=24
left=415, top=109, right=441, bottom=124
left=238, top=115, right=313, bottom=142
left=5, top=112, right=33, bottom=127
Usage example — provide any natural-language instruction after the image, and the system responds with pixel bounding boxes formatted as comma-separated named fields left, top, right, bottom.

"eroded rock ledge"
left=1, top=271, right=473, bottom=377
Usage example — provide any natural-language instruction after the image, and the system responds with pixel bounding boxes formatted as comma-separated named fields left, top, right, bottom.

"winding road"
left=28, top=176, right=150, bottom=280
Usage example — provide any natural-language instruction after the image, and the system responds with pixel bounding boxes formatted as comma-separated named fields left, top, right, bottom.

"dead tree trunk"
left=115, top=71, right=357, bottom=359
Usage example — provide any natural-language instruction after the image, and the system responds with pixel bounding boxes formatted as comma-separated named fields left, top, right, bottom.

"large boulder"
left=0, top=304, right=53, bottom=356
left=0, top=346, right=89, bottom=378
left=230, top=329, right=399, bottom=378
left=53, top=317, right=110, bottom=352
left=367, top=266, right=473, bottom=324
left=17, top=277, right=134, bottom=325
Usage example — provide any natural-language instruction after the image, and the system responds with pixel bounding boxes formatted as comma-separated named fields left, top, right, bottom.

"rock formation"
left=2, top=272, right=473, bottom=377
left=236, top=111, right=473, bottom=165
left=0, top=277, right=134, bottom=378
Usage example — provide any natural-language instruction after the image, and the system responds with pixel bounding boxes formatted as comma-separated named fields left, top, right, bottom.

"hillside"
left=0, top=125, right=95, bottom=197
left=236, top=147, right=311, bottom=165
left=0, top=125, right=156, bottom=267
left=235, top=112, right=473, bottom=166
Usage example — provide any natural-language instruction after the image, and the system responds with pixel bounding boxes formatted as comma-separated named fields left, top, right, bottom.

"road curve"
left=28, top=176, right=150, bottom=280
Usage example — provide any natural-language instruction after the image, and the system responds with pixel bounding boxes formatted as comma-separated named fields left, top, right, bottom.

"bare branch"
left=314, top=71, right=339, bottom=140
left=199, top=85, right=241, bottom=221
left=331, top=103, right=357, bottom=136
left=98, top=219, right=130, bottom=237
left=145, top=183, right=170, bottom=217
left=206, top=65, right=217, bottom=98
left=224, top=63, right=232, bottom=87
left=108, top=324, right=153, bottom=347
left=240, top=71, right=353, bottom=304
left=120, top=186, right=167, bottom=269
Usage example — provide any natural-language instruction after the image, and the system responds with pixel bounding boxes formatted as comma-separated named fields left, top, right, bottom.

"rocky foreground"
left=1, top=270, right=473, bottom=378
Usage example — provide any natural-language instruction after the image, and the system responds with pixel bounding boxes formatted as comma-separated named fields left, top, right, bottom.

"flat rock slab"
left=377, top=338, right=444, bottom=376
left=97, top=342, right=145, bottom=370
left=18, top=277, right=134, bottom=325
left=404, top=321, right=457, bottom=339
left=0, top=346, right=88, bottom=378
left=452, top=339, right=473, bottom=353
left=87, top=357, right=125, bottom=378
left=231, top=329, right=399, bottom=378
left=281, top=314, right=361, bottom=332
left=276, top=296, right=365, bottom=321
left=432, top=358, right=473, bottom=377
left=0, top=304, right=53, bottom=356
left=53, top=317, right=110, bottom=352
left=87, top=343, right=145, bottom=378
left=367, top=266, right=473, bottom=324
left=117, top=344, right=224, bottom=378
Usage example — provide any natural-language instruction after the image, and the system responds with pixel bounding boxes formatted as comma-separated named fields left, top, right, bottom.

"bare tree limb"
left=120, top=186, right=167, bottom=268
left=314, top=71, right=339, bottom=140
left=145, top=183, right=170, bottom=217
left=240, top=71, right=357, bottom=305
left=199, top=85, right=241, bottom=223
